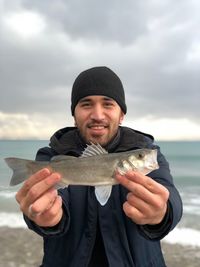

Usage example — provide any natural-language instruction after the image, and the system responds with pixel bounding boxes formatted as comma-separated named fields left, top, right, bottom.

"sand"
left=1, top=227, right=200, bottom=267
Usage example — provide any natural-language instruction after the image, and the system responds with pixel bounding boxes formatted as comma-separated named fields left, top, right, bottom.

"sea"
left=0, top=140, right=200, bottom=247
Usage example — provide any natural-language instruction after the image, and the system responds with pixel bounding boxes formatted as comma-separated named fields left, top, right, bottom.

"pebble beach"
left=1, top=227, right=200, bottom=267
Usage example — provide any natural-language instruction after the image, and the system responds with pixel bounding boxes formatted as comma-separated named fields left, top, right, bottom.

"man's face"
left=74, top=95, right=124, bottom=146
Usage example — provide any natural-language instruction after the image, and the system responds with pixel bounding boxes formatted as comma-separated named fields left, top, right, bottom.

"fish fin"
left=4, top=157, right=32, bottom=186
left=95, top=185, right=112, bottom=206
left=51, top=155, right=76, bottom=161
left=80, top=143, right=108, bottom=158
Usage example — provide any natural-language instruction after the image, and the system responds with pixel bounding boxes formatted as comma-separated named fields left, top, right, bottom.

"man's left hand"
left=116, top=171, right=169, bottom=225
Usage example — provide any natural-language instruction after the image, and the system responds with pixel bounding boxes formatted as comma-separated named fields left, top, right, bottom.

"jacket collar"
left=49, top=126, right=154, bottom=155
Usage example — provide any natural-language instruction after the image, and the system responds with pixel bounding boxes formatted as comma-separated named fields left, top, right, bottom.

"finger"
left=19, top=173, right=61, bottom=213
left=16, top=168, right=51, bottom=203
left=25, top=172, right=60, bottom=207
left=35, top=196, right=63, bottom=227
left=43, top=195, right=63, bottom=216
left=124, top=198, right=168, bottom=225
left=28, top=189, right=58, bottom=215
left=126, top=190, right=153, bottom=212
left=116, top=173, right=148, bottom=197
left=126, top=192, right=152, bottom=216
left=28, top=205, right=41, bottom=219
left=123, top=201, right=146, bottom=225
left=116, top=171, right=167, bottom=195
left=117, top=174, right=169, bottom=208
left=127, top=171, right=166, bottom=194
left=127, top=192, right=147, bottom=208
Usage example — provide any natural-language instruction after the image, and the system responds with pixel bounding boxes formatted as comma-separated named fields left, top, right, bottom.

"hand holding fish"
left=15, top=168, right=63, bottom=227
left=116, top=171, right=169, bottom=225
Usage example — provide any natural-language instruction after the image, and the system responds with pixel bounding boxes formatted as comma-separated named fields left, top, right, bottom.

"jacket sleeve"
left=23, top=147, right=71, bottom=237
left=138, top=145, right=183, bottom=240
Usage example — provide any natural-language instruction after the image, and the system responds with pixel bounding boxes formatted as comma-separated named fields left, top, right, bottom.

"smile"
left=89, top=125, right=107, bottom=129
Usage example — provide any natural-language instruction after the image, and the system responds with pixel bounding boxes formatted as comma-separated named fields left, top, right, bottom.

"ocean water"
left=0, top=140, right=200, bottom=246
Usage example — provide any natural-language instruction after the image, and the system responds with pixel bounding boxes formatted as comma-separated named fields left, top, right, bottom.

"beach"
left=0, top=227, right=43, bottom=267
left=1, top=227, right=200, bottom=267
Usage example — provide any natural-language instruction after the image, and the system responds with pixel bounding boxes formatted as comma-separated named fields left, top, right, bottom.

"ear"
left=119, top=112, right=125, bottom=124
left=74, top=117, right=77, bottom=127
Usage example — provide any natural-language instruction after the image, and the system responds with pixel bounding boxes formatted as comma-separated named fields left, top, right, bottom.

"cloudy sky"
left=0, top=0, right=199, bottom=140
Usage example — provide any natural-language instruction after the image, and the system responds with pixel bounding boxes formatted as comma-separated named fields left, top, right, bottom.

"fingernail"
left=40, top=168, right=51, bottom=177
left=51, top=189, right=58, bottom=197
left=46, top=173, right=61, bottom=184
left=54, top=173, right=61, bottom=181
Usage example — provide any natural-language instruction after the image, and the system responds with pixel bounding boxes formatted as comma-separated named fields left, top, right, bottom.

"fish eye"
left=137, top=152, right=144, bottom=159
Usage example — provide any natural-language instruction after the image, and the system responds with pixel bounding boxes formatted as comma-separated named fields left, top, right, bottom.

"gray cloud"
left=0, top=0, right=200, bottom=135
left=21, top=0, right=149, bottom=44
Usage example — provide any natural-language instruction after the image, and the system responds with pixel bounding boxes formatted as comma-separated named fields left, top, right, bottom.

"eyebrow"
left=79, top=97, right=91, bottom=102
left=79, top=96, right=114, bottom=103
left=102, top=97, right=113, bottom=101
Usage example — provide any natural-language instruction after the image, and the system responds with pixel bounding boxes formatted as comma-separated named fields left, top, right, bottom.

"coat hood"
left=49, top=126, right=154, bottom=155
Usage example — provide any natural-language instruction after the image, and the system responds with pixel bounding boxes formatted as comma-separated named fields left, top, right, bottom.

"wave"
left=163, top=227, right=200, bottom=247
left=0, top=186, right=19, bottom=199
left=183, top=205, right=200, bottom=216
left=0, top=212, right=27, bottom=228
left=0, top=190, right=16, bottom=199
left=1, top=212, right=200, bottom=249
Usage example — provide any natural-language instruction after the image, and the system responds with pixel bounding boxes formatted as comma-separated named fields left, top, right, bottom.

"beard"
left=77, top=119, right=119, bottom=147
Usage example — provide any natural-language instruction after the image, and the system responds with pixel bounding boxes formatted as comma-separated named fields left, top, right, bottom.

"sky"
left=0, top=0, right=200, bottom=141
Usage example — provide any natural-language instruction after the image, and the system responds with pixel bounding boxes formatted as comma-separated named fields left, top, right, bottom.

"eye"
left=79, top=101, right=92, bottom=108
left=81, top=103, right=90, bottom=107
left=104, top=101, right=114, bottom=108
left=138, top=152, right=144, bottom=159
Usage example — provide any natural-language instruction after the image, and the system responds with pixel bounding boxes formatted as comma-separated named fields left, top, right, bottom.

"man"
left=16, top=66, right=182, bottom=267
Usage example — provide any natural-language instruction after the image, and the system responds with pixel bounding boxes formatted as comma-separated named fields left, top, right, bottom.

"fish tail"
left=4, top=157, right=32, bottom=186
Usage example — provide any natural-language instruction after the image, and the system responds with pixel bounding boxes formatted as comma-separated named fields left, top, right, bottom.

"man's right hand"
left=15, top=168, right=63, bottom=227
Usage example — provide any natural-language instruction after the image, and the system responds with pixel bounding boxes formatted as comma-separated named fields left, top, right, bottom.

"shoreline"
left=1, top=227, right=200, bottom=267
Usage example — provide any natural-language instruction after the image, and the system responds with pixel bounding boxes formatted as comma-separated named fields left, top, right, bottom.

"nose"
left=90, top=104, right=105, bottom=121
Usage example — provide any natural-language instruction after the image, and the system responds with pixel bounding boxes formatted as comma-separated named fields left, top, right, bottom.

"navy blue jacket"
left=25, top=126, right=182, bottom=267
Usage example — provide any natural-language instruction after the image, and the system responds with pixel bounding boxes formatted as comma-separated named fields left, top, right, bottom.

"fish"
left=4, top=143, right=159, bottom=205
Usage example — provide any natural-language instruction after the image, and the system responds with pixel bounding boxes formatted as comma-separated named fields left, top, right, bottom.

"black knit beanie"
left=71, top=66, right=127, bottom=115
